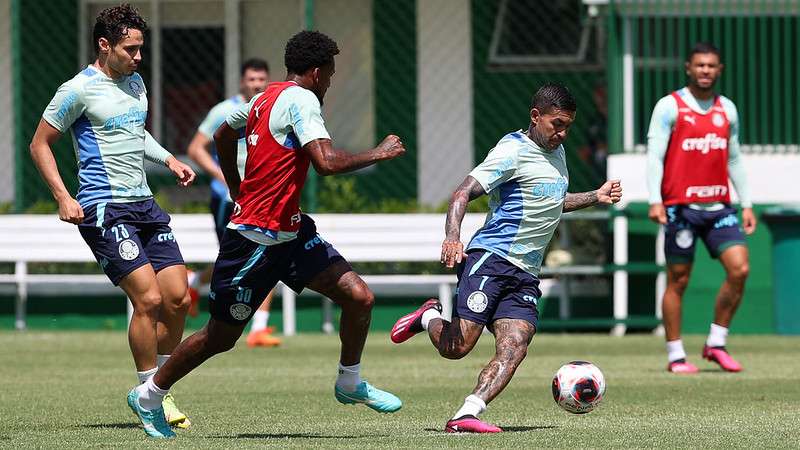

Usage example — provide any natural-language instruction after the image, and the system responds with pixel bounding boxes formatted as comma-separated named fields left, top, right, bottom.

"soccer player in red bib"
left=647, top=42, right=756, bottom=374
left=129, top=31, right=406, bottom=437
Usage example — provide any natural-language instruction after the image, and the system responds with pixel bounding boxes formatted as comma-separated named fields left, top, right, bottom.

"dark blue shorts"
left=664, top=205, right=747, bottom=264
left=209, top=196, right=235, bottom=243
left=209, top=214, right=350, bottom=324
left=453, top=250, right=541, bottom=328
left=78, top=199, right=185, bottom=286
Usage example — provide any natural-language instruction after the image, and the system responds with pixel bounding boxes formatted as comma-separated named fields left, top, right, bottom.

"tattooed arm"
left=441, top=176, right=487, bottom=268
left=563, top=179, right=622, bottom=212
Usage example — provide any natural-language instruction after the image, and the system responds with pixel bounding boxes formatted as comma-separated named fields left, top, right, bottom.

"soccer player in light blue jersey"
left=28, top=4, right=196, bottom=438
left=185, top=58, right=281, bottom=348
left=392, top=84, right=622, bottom=433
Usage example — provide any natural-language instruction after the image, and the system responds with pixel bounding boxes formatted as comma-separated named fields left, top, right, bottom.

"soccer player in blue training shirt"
left=29, top=3, right=196, bottom=438
left=391, top=84, right=622, bottom=433
left=185, top=58, right=281, bottom=348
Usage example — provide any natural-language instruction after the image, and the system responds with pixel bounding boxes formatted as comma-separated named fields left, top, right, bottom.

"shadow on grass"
left=78, top=423, right=140, bottom=429
left=423, top=425, right=556, bottom=433
left=208, top=433, right=388, bottom=439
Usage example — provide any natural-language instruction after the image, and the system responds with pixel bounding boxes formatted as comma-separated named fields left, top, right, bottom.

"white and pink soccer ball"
left=552, top=360, right=606, bottom=414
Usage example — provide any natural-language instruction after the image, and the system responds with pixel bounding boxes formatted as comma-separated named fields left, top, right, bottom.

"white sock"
left=452, top=395, right=486, bottom=420
left=706, top=323, right=729, bottom=348
left=421, top=308, right=442, bottom=330
left=251, top=310, right=269, bottom=332
left=156, top=354, right=170, bottom=369
left=136, top=367, right=157, bottom=384
left=135, top=377, right=169, bottom=411
left=666, top=339, right=687, bottom=363
left=335, top=363, right=362, bottom=392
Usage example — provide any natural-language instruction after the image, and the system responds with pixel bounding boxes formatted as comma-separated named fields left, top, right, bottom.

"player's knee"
left=438, top=344, right=470, bottom=360
left=349, top=285, right=375, bottom=312
left=134, top=291, right=163, bottom=315
left=728, top=263, right=749, bottom=283
left=670, top=273, right=691, bottom=293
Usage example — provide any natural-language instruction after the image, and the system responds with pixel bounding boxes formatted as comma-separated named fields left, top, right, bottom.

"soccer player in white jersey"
left=391, top=84, right=622, bottom=433
left=28, top=4, right=196, bottom=437
left=186, top=58, right=281, bottom=348
left=647, top=42, right=755, bottom=374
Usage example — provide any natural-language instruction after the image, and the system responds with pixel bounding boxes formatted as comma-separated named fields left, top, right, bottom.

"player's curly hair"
left=284, top=31, right=340, bottom=75
left=531, top=83, right=577, bottom=113
left=93, top=3, right=148, bottom=53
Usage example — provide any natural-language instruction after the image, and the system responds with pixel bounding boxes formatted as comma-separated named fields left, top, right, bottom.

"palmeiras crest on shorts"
left=118, top=239, right=140, bottom=261
left=467, top=291, right=488, bottom=313
left=230, top=303, right=252, bottom=320
left=676, top=229, right=694, bottom=249
left=712, top=113, right=725, bottom=128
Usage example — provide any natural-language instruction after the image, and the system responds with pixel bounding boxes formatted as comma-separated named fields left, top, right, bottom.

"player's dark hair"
left=92, top=3, right=147, bottom=54
left=687, top=42, right=721, bottom=63
left=284, top=30, right=340, bottom=75
left=531, top=83, right=577, bottom=114
left=241, top=58, right=269, bottom=76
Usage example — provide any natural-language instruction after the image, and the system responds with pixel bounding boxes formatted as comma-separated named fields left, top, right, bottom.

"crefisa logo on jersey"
left=118, top=239, right=140, bottom=261
left=681, top=133, right=727, bottom=154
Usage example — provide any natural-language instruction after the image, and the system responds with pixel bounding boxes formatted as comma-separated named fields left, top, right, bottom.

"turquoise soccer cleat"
left=334, top=381, right=402, bottom=413
left=127, top=388, right=176, bottom=439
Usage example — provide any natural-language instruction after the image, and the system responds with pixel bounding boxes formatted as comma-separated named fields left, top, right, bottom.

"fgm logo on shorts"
left=118, top=239, right=140, bottom=261
left=686, top=185, right=727, bottom=199
left=467, top=291, right=488, bottom=313
left=681, top=133, right=727, bottom=154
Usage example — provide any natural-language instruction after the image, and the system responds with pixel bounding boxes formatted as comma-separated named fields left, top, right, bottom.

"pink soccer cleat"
left=445, top=415, right=502, bottom=433
left=390, top=299, right=442, bottom=344
left=667, top=359, right=699, bottom=374
left=702, top=346, right=743, bottom=372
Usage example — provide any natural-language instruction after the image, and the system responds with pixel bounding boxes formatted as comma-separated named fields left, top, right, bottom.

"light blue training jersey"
left=196, top=94, right=248, bottom=201
left=467, top=130, right=569, bottom=275
left=42, top=65, right=171, bottom=207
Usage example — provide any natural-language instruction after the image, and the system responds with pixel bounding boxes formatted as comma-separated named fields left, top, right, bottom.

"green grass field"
left=1, top=331, right=798, bottom=449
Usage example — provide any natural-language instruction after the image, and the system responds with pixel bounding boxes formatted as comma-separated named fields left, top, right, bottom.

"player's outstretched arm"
left=29, top=119, right=84, bottom=224
left=563, top=179, right=622, bottom=212
left=303, top=135, right=405, bottom=176
left=187, top=132, right=226, bottom=185
left=441, top=176, right=487, bottom=268
left=213, top=122, right=243, bottom=199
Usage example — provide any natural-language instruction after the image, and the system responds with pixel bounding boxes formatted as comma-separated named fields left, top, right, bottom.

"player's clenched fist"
left=440, top=238, right=467, bottom=269
left=377, top=134, right=405, bottom=160
left=57, top=196, right=84, bottom=224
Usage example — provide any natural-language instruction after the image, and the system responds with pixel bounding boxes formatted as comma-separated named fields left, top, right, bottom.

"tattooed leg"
left=471, top=319, right=536, bottom=403
left=427, top=316, right=485, bottom=360
left=308, top=261, right=374, bottom=366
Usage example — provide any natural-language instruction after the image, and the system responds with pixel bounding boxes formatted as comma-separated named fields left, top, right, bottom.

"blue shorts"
left=210, top=196, right=235, bottom=243
left=665, top=205, right=747, bottom=264
left=209, top=214, right=350, bottom=324
left=78, top=199, right=185, bottom=286
left=453, top=250, right=541, bottom=328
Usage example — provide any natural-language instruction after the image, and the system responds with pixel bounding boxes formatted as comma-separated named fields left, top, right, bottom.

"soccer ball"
left=551, top=360, right=606, bottom=414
